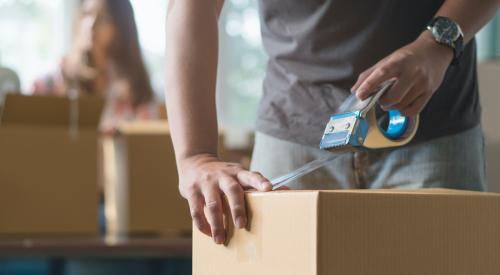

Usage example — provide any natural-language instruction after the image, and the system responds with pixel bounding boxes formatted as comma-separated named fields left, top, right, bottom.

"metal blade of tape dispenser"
left=337, top=79, right=395, bottom=117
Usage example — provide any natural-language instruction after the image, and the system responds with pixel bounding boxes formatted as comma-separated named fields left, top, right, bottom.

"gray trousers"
left=250, top=126, right=486, bottom=191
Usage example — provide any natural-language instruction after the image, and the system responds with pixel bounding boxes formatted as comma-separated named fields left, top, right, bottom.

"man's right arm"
left=165, top=0, right=272, bottom=245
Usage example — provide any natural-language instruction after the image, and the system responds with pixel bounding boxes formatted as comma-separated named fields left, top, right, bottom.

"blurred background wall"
left=0, top=2, right=499, bottom=275
left=476, top=13, right=500, bottom=193
left=1, top=2, right=499, bottom=191
left=0, top=1, right=498, bottom=135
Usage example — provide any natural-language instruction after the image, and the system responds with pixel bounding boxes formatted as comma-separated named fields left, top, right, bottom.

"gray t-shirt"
left=255, top=0, right=480, bottom=147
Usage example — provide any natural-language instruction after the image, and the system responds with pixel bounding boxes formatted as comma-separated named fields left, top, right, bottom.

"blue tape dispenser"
left=271, top=80, right=419, bottom=190
left=319, top=80, right=419, bottom=151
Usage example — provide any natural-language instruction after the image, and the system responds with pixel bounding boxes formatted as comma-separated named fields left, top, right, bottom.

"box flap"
left=317, top=188, right=500, bottom=275
left=314, top=188, right=499, bottom=196
left=117, top=120, right=170, bottom=135
left=0, top=94, right=104, bottom=128
left=248, top=188, right=498, bottom=196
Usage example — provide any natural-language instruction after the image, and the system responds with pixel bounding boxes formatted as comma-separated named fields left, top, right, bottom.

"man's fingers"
left=401, top=93, right=430, bottom=117
left=356, top=64, right=398, bottom=100
left=186, top=191, right=211, bottom=236
left=390, top=83, right=423, bottom=111
left=219, top=176, right=247, bottom=229
left=200, top=184, right=225, bottom=244
left=379, top=76, right=415, bottom=109
left=236, top=170, right=272, bottom=191
left=352, top=66, right=376, bottom=92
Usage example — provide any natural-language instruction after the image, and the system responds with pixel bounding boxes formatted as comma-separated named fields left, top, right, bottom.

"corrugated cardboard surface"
left=194, top=189, right=500, bottom=275
left=105, top=121, right=192, bottom=236
left=0, top=95, right=103, bottom=235
left=194, top=192, right=318, bottom=275
left=318, top=190, right=500, bottom=275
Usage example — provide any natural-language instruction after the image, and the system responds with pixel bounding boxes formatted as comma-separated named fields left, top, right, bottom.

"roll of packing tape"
left=362, top=108, right=419, bottom=149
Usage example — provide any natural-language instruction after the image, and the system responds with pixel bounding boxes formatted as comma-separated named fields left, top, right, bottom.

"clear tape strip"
left=271, top=154, right=340, bottom=190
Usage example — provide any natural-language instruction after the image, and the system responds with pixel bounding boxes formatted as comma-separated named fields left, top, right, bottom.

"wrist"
left=178, top=152, right=219, bottom=169
left=416, top=31, right=454, bottom=64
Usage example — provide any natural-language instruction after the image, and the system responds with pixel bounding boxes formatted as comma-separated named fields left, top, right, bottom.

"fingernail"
left=236, top=217, right=246, bottom=229
left=260, top=182, right=270, bottom=190
left=214, top=235, right=224, bottom=244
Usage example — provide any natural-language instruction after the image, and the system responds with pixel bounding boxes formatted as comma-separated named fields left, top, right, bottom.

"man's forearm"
left=353, top=1, right=499, bottom=117
left=165, top=0, right=269, bottom=245
left=165, top=0, right=224, bottom=163
left=436, top=0, right=500, bottom=43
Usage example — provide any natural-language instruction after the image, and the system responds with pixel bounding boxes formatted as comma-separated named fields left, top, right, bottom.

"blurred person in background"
left=32, top=0, right=158, bottom=134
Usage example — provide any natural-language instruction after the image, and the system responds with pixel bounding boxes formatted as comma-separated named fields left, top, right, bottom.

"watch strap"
left=451, top=34, right=464, bottom=66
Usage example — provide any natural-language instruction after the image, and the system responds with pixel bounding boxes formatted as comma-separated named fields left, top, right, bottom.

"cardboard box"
left=194, top=189, right=500, bottom=275
left=0, top=94, right=103, bottom=236
left=104, top=121, right=192, bottom=237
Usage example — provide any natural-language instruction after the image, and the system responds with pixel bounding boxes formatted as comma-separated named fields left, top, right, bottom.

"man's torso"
left=256, top=0, right=480, bottom=147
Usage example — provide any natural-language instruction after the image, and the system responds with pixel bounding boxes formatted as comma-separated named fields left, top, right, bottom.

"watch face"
left=432, top=18, right=460, bottom=44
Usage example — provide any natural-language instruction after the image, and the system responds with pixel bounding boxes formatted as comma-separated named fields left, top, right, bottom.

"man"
left=166, top=0, right=500, bottom=244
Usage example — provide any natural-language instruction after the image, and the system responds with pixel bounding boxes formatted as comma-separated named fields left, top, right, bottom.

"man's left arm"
left=352, top=0, right=500, bottom=117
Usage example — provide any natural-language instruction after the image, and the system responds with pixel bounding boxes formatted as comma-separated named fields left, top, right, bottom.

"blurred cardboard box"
left=479, top=61, right=500, bottom=193
left=194, top=189, right=500, bottom=275
left=217, top=129, right=254, bottom=170
left=104, top=121, right=191, bottom=237
left=0, top=94, right=103, bottom=236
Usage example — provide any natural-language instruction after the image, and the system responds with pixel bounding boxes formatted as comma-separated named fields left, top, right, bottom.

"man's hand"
left=351, top=31, right=453, bottom=117
left=178, top=154, right=272, bottom=245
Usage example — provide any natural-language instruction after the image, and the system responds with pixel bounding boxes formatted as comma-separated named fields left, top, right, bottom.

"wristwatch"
left=426, top=16, right=464, bottom=65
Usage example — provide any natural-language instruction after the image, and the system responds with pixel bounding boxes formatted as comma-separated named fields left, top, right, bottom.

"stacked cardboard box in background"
left=104, top=121, right=191, bottom=237
left=0, top=95, right=103, bottom=236
left=194, top=189, right=500, bottom=275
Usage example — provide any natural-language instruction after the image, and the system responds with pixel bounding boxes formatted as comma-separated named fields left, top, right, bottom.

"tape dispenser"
left=319, top=80, right=419, bottom=152
left=271, top=80, right=420, bottom=190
